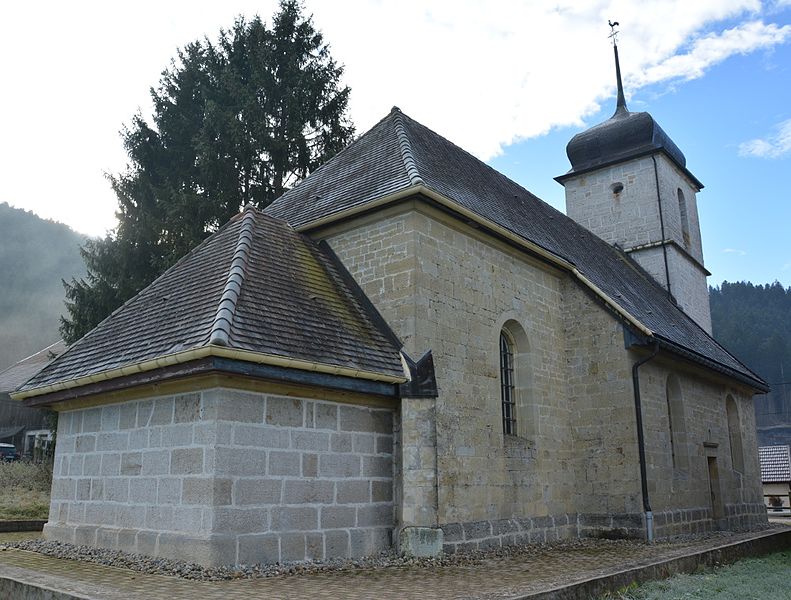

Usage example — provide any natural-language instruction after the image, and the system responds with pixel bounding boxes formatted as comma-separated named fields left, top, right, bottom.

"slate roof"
left=0, top=341, right=66, bottom=394
left=19, top=210, right=406, bottom=395
left=267, top=107, right=766, bottom=391
left=759, top=445, right=791, bottom=483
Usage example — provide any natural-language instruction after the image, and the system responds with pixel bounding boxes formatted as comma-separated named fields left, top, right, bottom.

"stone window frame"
left=726, top=394, right=745, bottom=474
left=677, top=188, right=691, bottom=248
left=665, top=374, right=689, bottom=472
left=497, top=318, right=532, bottom=440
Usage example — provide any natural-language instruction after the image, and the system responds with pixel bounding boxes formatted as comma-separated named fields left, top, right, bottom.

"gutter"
left=631, top=339, right=660, bottom=542
left=11, top=345, right=408, bottom=401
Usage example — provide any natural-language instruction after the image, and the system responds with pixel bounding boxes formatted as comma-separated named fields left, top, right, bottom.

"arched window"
left=677, top=188, right=690, bottom=247
left=666, top=375, right=688, bottom=471
left=500, top=331, right=516, bottom=435
left=726, top=395, right=744, bottom=473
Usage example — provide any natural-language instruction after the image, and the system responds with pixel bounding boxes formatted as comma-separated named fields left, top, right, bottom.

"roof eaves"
left=11, top=344, right=409, bottom=401
left=654, top=334, right=769, bottom=392
left=209, top=206, right=257, bottom=346
left=555, top=146, right=705, bottom=190
left=391, top=107, right=424, bottom=186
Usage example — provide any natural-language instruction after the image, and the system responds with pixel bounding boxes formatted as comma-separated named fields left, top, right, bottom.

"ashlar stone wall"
left=324, top=205, right=577, bottom=546
left=637, top=360, right=767, bottom=535
left=321, top=201, right=765, bottom=550
left=46, top=388, right=395, bottom=566
left=562, top=153, right=712, bottom=333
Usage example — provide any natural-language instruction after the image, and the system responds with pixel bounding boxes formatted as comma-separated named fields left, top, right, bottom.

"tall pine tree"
left=61, top=1, right=354, bottom=343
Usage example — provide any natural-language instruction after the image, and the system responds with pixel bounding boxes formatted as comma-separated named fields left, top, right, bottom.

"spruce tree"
left=61, top=1, right=354, bottom=344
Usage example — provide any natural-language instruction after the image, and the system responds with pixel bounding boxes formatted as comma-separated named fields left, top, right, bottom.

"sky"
left=1, top=0, right=790, bottom=287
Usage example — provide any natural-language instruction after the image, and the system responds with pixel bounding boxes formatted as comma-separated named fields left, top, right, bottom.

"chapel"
left=12, top=43, right=768, bottom=566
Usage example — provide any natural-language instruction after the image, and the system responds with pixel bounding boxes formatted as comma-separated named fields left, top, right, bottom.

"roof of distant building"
left=0, top=341, right=66, bottom=394
left=759, top=445, right=791, bottom=483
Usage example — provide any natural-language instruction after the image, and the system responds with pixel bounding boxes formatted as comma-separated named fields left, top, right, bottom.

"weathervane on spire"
left=608, top=19, right=620, bottom=46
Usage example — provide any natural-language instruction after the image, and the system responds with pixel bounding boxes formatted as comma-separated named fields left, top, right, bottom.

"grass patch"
left=602, top=550, right=791, bottom=599
left=0, top=461, right=51, bottom=521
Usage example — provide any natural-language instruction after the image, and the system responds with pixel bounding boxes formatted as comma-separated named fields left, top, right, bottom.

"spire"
left=609, top=20, right=627, bottom=116
left=613, top=44, right=627, bottom=115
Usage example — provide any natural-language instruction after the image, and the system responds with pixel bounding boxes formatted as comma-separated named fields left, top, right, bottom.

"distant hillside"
left=710, top=281, right=791, bottom=446
left=0, top=203, right=87, bottom=370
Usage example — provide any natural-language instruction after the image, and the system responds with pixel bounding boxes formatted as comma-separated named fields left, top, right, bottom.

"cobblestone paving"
left=0, top=528, right=788, bottom=600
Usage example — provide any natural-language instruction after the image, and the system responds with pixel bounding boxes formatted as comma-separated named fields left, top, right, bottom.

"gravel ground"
left=1, top=537, right=628, bottom=581
left=1, top=527, right=778, bottom=582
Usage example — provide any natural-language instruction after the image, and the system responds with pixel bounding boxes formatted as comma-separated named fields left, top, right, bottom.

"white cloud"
left=739, top=118, right=791, bottom=157
left=723, top=248, right=748, bottom=255
left=1, top=0, right=790, bottom=235
left=635, top=21, right=791, bottom=84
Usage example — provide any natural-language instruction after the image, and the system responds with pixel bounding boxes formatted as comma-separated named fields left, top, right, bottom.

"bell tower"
left=555, top=30, right=712, bottom=333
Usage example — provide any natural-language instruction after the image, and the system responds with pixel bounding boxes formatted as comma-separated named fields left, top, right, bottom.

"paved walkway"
left=0, top=527, right=789, bottom=600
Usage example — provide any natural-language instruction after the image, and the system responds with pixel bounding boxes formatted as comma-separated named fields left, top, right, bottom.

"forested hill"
left=710, top=281, right=791, bottom=445
left=0, top=203, right=87, bottom=371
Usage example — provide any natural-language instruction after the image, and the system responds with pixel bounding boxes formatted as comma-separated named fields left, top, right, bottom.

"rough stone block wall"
left=564, top=155, right=663, bottom=249
left=664, top=244, right=712, bottom=333
left=322, top=203, right=764, bottom=549
left=325, top=207, right=573, bottom=527
left=563, top=154, right=712, bottom=333
left=46, top=388, right=395, bottom=566
left=638, top=360, right=767, bottom=534
left=440, top=514, right=578, bottom=554
left=562, top=281, right=642, bottom=517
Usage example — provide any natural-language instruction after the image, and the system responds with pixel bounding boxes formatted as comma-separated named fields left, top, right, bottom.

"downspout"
left=651, top=155, right=672, bottom=299
left=632, top=339, right=660, bottom=542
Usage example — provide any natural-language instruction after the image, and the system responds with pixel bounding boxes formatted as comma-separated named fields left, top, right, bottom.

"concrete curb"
left=516, top=528, right=791, bottom=599
left=0, top=520, right=46, bottom=532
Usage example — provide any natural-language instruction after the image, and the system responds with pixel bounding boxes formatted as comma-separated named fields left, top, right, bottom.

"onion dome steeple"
left=557, top=36, right=696, bottom=186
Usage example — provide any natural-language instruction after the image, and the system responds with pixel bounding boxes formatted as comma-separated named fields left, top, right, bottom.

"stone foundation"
left=440, top=514, right=578, bottom=554
left=440, top=504, right=769, bottom=554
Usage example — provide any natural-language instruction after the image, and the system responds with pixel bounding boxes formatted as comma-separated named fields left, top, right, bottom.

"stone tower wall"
left=562, top=153, right=712, bottom=333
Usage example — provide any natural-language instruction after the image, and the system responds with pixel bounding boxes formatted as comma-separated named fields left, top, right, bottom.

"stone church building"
left=13, top=47, right=768, bottom=566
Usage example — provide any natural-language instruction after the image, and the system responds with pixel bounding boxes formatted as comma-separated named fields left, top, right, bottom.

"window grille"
left=500, top=332, right=516, bottom=435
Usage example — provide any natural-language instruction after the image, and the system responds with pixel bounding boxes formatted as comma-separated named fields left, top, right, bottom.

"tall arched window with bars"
left=500, top=331, right=517, bottom=435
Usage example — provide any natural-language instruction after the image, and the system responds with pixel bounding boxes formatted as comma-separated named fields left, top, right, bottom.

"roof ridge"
left=209, top=206, right=257, bottom=346
left=391, top=107, right=424, bottom=186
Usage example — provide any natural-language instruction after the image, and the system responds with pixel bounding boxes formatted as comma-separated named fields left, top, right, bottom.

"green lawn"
left=0, top=461, right=51, bottom=521
left=603, top=550, right=791, bottom=599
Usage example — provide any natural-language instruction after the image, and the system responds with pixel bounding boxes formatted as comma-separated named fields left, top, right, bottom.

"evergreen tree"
left=710, top=281, right=791, bottom=440
left=61, top=1, right=354, bottom=344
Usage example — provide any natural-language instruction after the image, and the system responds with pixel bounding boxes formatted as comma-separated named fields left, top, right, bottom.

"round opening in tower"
left=610, top=182, right=624, bottom=195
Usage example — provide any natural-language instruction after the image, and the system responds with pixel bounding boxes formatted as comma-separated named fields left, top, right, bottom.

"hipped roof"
left=18, top=210, right=406, bottom=398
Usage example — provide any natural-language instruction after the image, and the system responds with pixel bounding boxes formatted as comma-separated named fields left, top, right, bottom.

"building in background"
left=759, top=445, right=791, bottom=513
left=0, top=341, right=64, bottom=457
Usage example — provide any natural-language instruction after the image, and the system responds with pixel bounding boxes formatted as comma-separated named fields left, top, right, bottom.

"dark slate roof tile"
left=20, top=211, right=405, bottom=393
left=266, top=108, right=765, bottom=390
